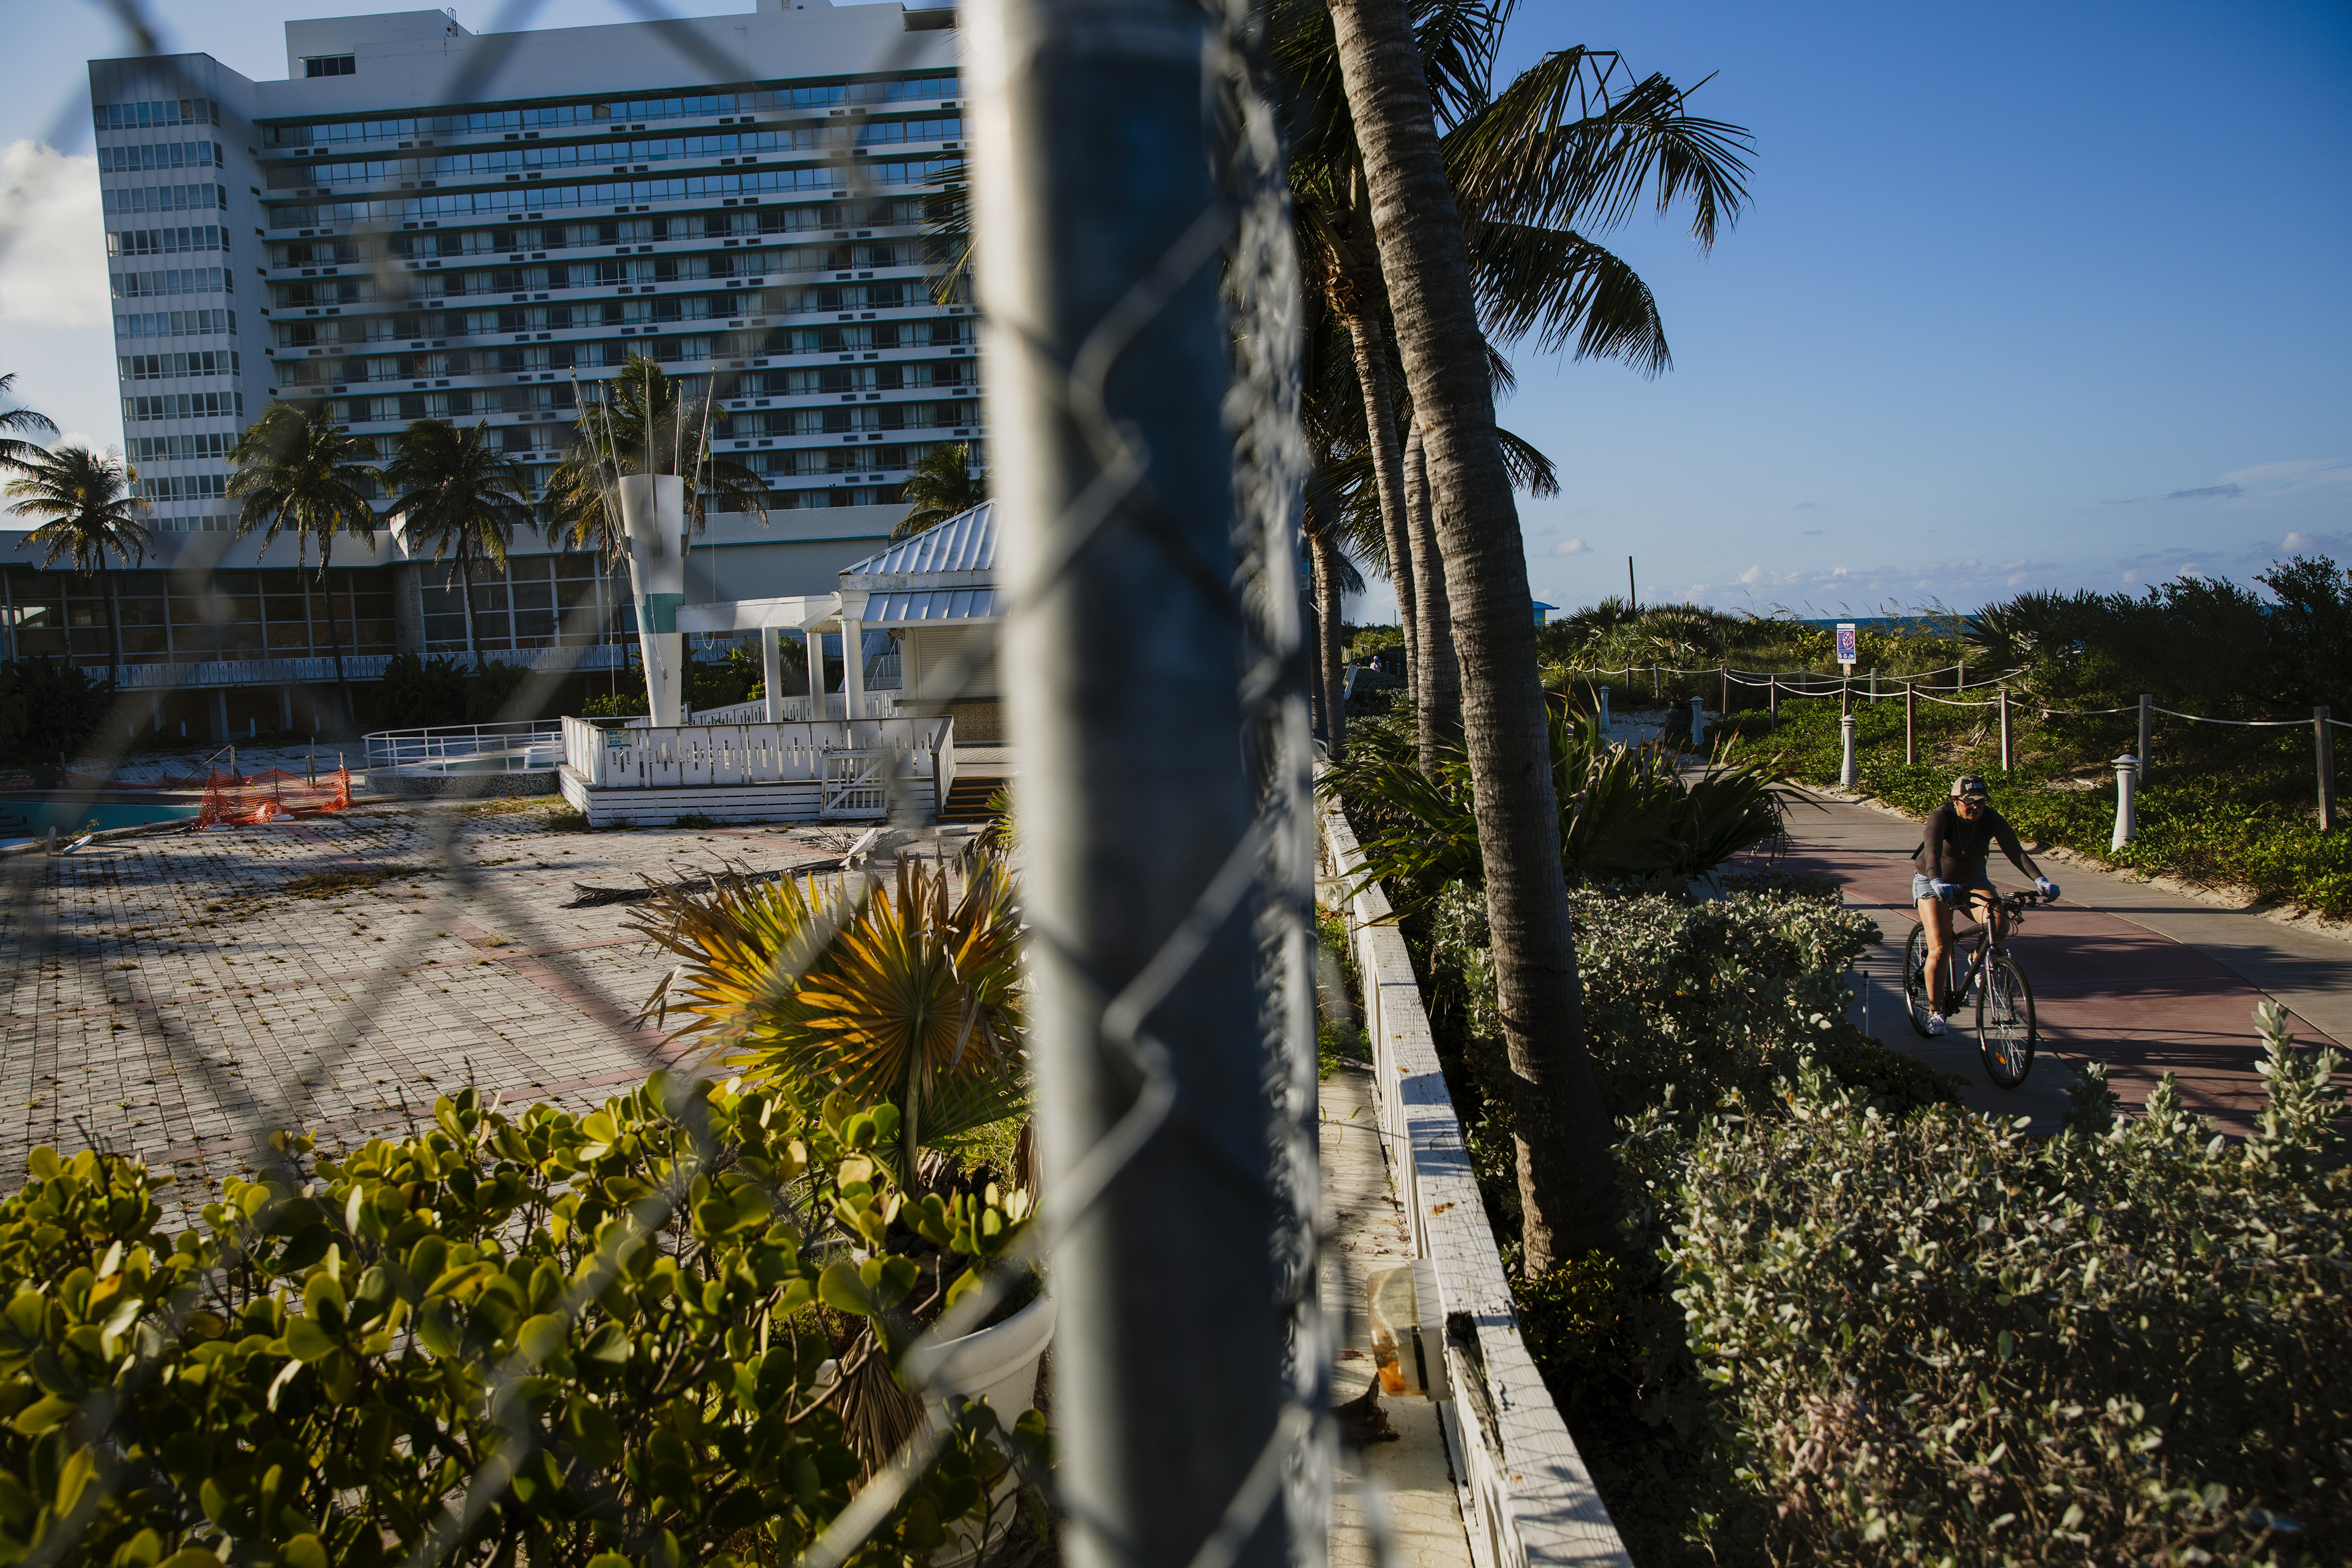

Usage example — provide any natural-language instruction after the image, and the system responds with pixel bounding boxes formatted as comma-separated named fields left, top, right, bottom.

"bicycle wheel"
left=1903, top=925, right=1937, bottom=1037
left=1977, top=954, right=2037, bottom=1088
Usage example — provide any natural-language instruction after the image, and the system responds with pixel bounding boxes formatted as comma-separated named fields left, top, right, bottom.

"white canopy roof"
left=675, top=502, right=1003, bottom=635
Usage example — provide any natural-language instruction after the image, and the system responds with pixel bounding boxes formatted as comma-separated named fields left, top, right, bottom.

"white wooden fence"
left=1320, top=798, right=1631, bottom=1568
left=562, top=714, right=953, bottom=820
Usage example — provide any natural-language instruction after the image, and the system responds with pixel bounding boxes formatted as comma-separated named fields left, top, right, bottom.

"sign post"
left=1836, top=622, right=1856, bottom=718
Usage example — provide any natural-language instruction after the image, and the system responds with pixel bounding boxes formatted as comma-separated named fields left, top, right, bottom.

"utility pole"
left=1626, top=555, right=1635, bottom=611
left=970, top=8, right=1291, bottom=1568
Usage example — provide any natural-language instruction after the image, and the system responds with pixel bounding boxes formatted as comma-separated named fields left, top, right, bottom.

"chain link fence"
left=1, top=1, right=1327, bottom=1564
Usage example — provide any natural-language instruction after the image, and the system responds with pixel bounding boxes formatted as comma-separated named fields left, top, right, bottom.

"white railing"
left=1321, top=796, right=1631, bottom=1568
left=564, top=714, right=951, bottom=805
left=633, top=692, right=906, bottom=727
left=365, top=719, right=566, bottom=774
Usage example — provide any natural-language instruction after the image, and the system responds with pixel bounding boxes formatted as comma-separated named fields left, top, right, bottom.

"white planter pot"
left=921, top=1289, right=1055, bottom=1426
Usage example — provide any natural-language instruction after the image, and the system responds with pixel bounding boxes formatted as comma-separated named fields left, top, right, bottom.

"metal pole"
left=970, top=11, right=1287, bottom=1568
left=1999, top=688, right=2012, bottom=771
left=1720, top=663, right=1729, bottom=717
left=2139, top=693, right=2152, bottom=782
left=2318, top=706, right=2336, bottom=833
left=1905, top=681, right=1916, bottom=765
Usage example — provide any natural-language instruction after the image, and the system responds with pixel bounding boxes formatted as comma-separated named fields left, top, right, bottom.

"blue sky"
left=2, top=0, right=2346, bottom=616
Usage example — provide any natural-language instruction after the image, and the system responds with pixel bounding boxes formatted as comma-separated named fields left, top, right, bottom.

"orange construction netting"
left=196, top=767, right=354, bottom=827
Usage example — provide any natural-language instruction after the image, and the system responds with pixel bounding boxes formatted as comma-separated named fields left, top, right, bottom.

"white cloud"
left=2223, top=459, right=2352, bottom=496
left=1737, top=564, right=1762, bottom=584
left=1552, top=537, right=1589, bottom=556
left=51, top=431, right=113, bottom=455
left=0, top=142, right=110, bottom=327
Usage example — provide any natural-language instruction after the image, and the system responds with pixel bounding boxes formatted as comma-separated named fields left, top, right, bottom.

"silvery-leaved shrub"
left=1429, top=883, right=1957, bottom=1131
left=1643, top=1009, right=2348, bottom=1566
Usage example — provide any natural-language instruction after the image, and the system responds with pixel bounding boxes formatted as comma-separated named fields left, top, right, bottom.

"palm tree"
left=385, top=419, right=534, bottom=670
left=227, top=400, right=382, bottom=731
left=545, top=354, right=767, bottom=563
left=0, top=373, right=58, bottom=470
left=1324, top=0, right=1706, bottom=1269
left=5, top=444, right=153, bottom=681
left=893, top=441, right=987, bottom=540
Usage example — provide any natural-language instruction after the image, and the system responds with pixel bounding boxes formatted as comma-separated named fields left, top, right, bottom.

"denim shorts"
left=1913, top=875, right=1996, bottom=902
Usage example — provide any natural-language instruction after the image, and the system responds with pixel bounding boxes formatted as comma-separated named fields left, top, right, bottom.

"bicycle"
left=1904, top=888, right=2044, bottom=1088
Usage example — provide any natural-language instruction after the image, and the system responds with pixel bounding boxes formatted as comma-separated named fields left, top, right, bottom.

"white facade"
left=86, top=1, right=974, bottom=601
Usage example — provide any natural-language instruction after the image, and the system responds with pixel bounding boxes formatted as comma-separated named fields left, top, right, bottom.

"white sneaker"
left=1926, top=1012, right=1948, bottom=1037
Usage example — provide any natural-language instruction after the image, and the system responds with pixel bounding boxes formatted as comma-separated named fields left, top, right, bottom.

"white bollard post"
left=2112, top=753, right=2139, bottom=848
left=1839, top=713, right=1858, bottom=790
left=1689, top=694, right=1705, bottom=751
left=1598, top=684, right=1612, bottom=738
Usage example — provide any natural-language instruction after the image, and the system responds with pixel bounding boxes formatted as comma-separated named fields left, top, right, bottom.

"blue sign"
left=1835, top=622, right=1857, bottom=667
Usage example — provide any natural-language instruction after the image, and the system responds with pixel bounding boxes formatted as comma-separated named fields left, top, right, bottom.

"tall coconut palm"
left=5, top=443, right=152, bottom=681
left=1320, top=0, right=1616, bottom=1269
left=893, top=442, right=988, bottom=540
left=385, top=419, right=534, bottom=670
left=0, top=373, right=59, bottom=471
left=544, top=354, right=767, bottom=564
left=227, top=400, right=382, bottom=730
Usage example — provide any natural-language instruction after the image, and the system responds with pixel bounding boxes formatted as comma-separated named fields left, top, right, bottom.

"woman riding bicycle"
left=1913, top=774, right=2059, bottom=1035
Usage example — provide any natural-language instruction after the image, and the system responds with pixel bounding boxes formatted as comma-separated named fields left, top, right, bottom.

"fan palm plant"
left=5, top=443, right=152, bottom=679
left=0, top=373, right=58, bottom=471
left=893, top=442, right=987, bottom=540
left=632, top=852, right=1028, bottom=1192
left=385, top=419, right=534, bottom=670
left=227, top=400, right=382, bottom=730
left=544, top=354, right=767, bottom=562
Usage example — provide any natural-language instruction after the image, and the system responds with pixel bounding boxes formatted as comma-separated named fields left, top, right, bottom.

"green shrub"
left=375, top=653, right=470, bottom=729
left=1429, top=884, right=1959, bottom=1131
left=0, top=1075, right=1042, bottom=1567
left=1619, top=1011, right=2351, bottom=1566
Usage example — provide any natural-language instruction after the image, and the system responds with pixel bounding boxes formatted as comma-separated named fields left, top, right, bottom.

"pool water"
left=0, top=796, right=202, bottom=847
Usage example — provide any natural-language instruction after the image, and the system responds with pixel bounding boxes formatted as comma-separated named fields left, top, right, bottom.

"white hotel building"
left=45, top=2, right=971, bottom=731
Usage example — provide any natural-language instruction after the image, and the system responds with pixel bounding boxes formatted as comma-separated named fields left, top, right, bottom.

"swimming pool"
left=0, top=795, right=203, bottom=847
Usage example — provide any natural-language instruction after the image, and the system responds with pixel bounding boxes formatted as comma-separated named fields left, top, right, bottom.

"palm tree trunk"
left=1334, top=285, right=1418, bottom=699
left=1328, top=0, right=1618, bottom=1269
left=1404, top=424, right=1459, bottom=771
left=457, top=552, right=482, bottom=671
left=1307, top=509, right=1348, bottom=761
left=319, top=540, right=353, bottom=734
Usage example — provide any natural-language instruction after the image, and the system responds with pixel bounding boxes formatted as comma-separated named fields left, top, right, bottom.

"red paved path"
left=1763, top=795, right=2344, bottom=1139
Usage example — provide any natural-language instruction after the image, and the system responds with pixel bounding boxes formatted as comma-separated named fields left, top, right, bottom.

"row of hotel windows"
left=112, top=268, right=232, bottom=299
left=2, top=561, right=650, bottom=665
left=123, top=392, right=243, bottom=422
left=268, top=119, right=963, bottom=189
left=121, top=350, right=240, bottom=382
left=280, top=240, right=928, bottom=295
left=277, top=285, right=928, bottom=342
left=116, top=309, right=235, bottom=340
left=93, top=99, right=223, bottom=131
left=264, top=155, right=955, bottom=229
left=100, top=142, right=223, bottom=174
left=102, top=183, right=228, bottom=216
left=283, top=214, right=924, bottom=267
left=273, top=318, right=974, bottom=390
left=4, top=570, right=397, bottom=664
left=261, top=78, right=960, bottom=146
left=278, top=315, right=969, bottom=366
left=108, top=225, right=229, bottom=258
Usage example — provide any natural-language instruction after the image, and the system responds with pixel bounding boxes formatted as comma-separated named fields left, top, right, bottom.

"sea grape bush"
left=1616, top=1008, right=2350, bottom=1565
left=0, top=1073, right=1042, bottom=1568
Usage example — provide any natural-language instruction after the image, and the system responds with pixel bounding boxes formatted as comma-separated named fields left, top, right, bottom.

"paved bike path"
left=1759, top=790, right=2347, bottom=1139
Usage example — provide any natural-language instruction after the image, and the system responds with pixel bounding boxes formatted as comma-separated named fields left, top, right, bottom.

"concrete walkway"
left=1320, top=1061, right=1473, bottom=1568
left=1769, top=789, right=2348, bottom=1138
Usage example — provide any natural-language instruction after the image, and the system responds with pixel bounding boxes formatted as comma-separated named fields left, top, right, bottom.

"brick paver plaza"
left=1, top=800, right=946, bottom=1212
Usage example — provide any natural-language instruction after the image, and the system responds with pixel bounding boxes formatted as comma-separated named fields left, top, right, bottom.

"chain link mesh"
left=1, top=2, right=1331, bottom=1565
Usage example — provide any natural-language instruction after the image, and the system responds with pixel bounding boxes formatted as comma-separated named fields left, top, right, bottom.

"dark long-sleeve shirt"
left=1913, top=801, right=2028, bottom=884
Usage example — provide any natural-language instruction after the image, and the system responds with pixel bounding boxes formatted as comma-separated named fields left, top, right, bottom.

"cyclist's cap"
left=1952, top=774, right=1990, bottom=800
